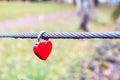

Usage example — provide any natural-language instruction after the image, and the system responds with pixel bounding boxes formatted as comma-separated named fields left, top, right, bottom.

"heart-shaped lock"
left=33, top=31, right=52, bottom=60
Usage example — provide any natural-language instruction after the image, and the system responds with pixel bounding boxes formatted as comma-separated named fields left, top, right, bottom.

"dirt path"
left=0, top=11, right=76, bottom=30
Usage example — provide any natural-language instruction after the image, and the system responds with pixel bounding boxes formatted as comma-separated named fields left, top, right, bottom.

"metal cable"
left=0, top=32, right=120, bottom=39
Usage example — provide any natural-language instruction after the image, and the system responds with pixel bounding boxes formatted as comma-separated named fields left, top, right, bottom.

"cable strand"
left=0, top=32, right=120, bottom=39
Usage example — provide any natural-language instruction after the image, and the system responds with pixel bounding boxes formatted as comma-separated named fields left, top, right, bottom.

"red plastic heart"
left=33, top=40, right=52, bottom=60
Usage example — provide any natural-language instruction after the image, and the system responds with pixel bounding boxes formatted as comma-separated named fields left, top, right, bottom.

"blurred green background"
left=0, top=0, right=120, bottom=80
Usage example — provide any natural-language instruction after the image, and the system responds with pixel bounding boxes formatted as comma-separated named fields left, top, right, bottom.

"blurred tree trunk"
left=94, top=0, right=99, bottom=6
left=116, top=2, right=120, bottom=24
left=73, top=0, right=76, bottom=5
left=76, top=0, right=95, bottom=31
left=55, top=0, right=64, bottom=3
left=113, top=2, right=120, bottom=24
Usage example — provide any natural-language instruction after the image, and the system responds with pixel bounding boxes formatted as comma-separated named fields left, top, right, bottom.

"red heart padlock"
left=33, top=40, right=52, bottom=60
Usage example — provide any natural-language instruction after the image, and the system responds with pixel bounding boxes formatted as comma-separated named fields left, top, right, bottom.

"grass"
left=0, top=16, right=83, bottom=80
left=0, top=2, right=75, bottom=21
left=0, top=2, right=120, bottom=80
left=0, top=2, right=80, bottom=80
left=0, top=17, right=110, bottom=80
left=89, top=7, right=118, bottom=32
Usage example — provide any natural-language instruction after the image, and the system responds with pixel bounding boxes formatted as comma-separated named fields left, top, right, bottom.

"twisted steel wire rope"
left=0, top=32, right=120, bottom=39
